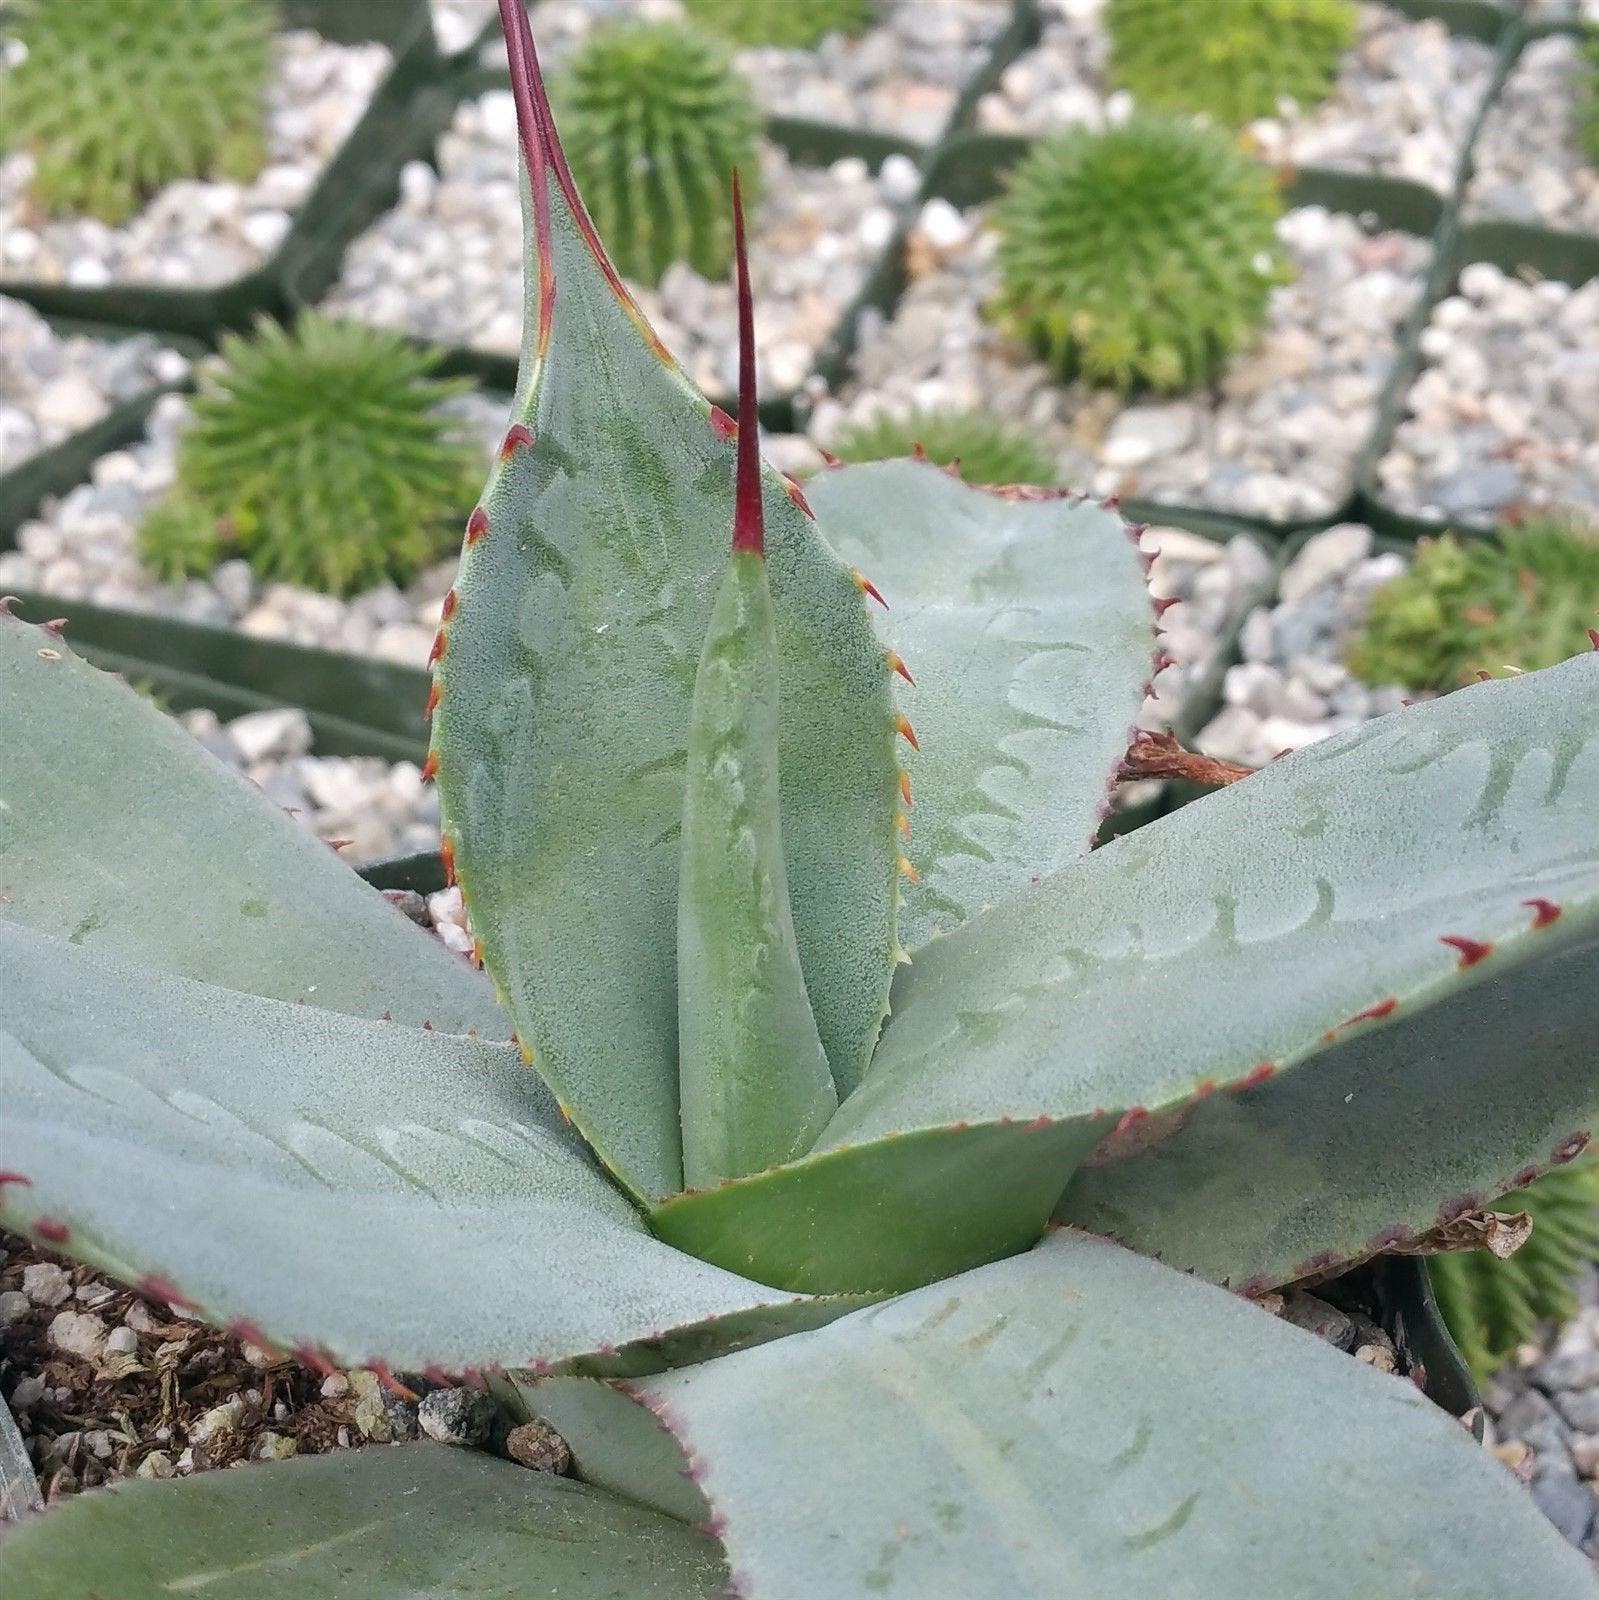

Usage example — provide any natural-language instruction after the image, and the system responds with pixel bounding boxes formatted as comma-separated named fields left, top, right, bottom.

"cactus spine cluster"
left=1348, top=516, right=1599, bottom=693
left=1430, top=1164, right=1599, bottom=1382
left=0, top=0, right=275, bottom=224
left=991, top=115, right=1289, bottom=393
left=554, top=23, right=763, bottom=287
left=138, top=317, right=482, bottom=597
left=680, top=0, right=875, bottom=50
left=1105, top=0, right=1357, bottom=128
left=828, top=408, right=1057, bottom=488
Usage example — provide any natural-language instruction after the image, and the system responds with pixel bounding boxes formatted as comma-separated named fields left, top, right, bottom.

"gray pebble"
left=418, top=1388, right=498, bottom=1449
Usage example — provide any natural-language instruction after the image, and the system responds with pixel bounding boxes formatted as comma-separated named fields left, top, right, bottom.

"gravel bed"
left=486, top=0, right=1014, bottom=145
left=0, top=298, right=188, bottom=476
left=320, top=89, right=916, bottom=397
left=810, top=200, right=1430, bottom=523
left=1377, top=263, right=1599, bottom=525
left=0, top=33, right=390, bottom=290
left=1465, top=36, right=1599, bottom=236
left=178, top=705, right=438, bottom=866
left=1196, top=523, right=1413, bottom=770
left=0, top=389, right=506, bottom=664
left=1486, top=1267, right=1599, bottom=1558
left=0, top=1232, right=567, bottom=1504
left=976, top=1, right=1495, bottom=196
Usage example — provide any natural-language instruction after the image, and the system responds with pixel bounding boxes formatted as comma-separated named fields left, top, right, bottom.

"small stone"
left=1532, top=1470, right=1598, bottom=1546
left=1277, top=1291, right=1357, bottom=1351
left=0, top=1290, right=29, bottom=1326
left=504, top=1419, right=572, bottom=1475
left=350, top=1370, right=394, bottom=1442
left=23, top=1262, right=72, bottom=1306
left=9, top=1374, right=45, bottom=1410
left=226, top=707, right=313, bottom=763
left=320, top=1373, right=350, bottom=1399
left=49, top=1310, right=109, bottom=1363
left=188, top=1400, right=246, bottom=1448
left=255, top=1432, right=299, bottom=1462
left=136, top=1451, right=175, bottom=1480
left=418, top=1387, right=498, bottom=1448
left=1555, top=1390, right=1599, bottom=1436
left=1279, top=524, right=1373, bottom=603
left=1542, top=1349, right=1599, bottom=1393
left=104, top=1325, right=139, bottom=1357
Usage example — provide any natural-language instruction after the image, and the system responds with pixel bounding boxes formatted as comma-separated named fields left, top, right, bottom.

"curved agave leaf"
left=0, top=923, right=846, bottom=1374
left=0, top=611, right=504, bottom=1038
left=521, top=1232, right=1597, bottom=1599
left=429, top=5, right=900, bottom=1202
left=805, top=462, right=1155, bottom=951
left=0, top=1444, right=728, bottom=1599
left=655, top=657, right=1599, bottom=1294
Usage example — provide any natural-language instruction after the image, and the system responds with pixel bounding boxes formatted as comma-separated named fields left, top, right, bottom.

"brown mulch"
left=0, top=1231, right=404, bottom=1502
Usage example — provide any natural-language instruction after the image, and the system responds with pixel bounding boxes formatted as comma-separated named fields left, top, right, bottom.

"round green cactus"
left=1429, top=1162, right=1599, bottom=1383
left=138, top=317, right=483, bottom=597
left=553, top=23, right=763, bottom=288
left=1105, top=0, right=1357, bottom=129
left=680, top=0, right=875, bottom=50
left=0, top=0, right=275, bottom=225
left=829, top=408, right=1057, bottom=488
left=991, top=116, right=1289, bottom=393
left=1348, top=516, right=1599, bottom=693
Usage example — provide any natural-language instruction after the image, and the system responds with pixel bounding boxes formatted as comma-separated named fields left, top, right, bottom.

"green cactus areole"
left=829, top=407, right=1058, bottom=488
left=680, top=0, right=875, bottom=50
left=0, top=0, right=276, bottom=224
left=991, top=115, right=1289, bottom=394
left=138, top=317, right=483, bottom=597
left=1349, top=515, right=1599, bottom=693
left=1106, top=0, right=1357, bottom=129
left=553, top=22, right=763, bottom=287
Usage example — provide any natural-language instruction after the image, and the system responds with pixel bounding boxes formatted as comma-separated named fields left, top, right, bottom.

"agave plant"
left=2, top=6, right=1598, bottom=1594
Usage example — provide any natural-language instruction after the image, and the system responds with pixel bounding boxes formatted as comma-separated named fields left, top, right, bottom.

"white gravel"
left=1196, top=522, right=1414, bottom=770
left=433, top=0, right=497, bottom=56
left=488, top=0, right=1014, bottom=145
left=0, top=33, right=390, bottom=290
left=976, top=0, right=1496, bottom=196
left=1377, top=262, right=1599, bottom=525
left=811, top=199, right=1431, bottom=524
left=180, top=705, right=438, bottom=865
left=0, top=297, right=188, bottom=476
left=1465, top=36, right=1599, bottom=236
left=321, top=89, right=917, bottom=397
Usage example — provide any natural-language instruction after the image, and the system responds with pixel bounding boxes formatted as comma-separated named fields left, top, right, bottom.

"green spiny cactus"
left=680, top=0, right=875, bottom=50
left=828, top=407, right=1057, bottom=488
left=1348, top=516, right=1599, bottom=693
left=137, top=317, right=482, bottom=597
left=0, top=0, right=275, bottom=225
left=1580, top=33, right=1599, bottom=168
left=553, top=22, right=762, bottom=287
left=1430, top=1163, right=1599, bottom=1383
left=991, top=115, right=1289, bottom=393
left=3, top=6, right=1599, bottom=1592
left=1105, top=0, right=1357, bottom=129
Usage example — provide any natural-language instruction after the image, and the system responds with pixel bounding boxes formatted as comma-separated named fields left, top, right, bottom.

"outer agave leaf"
left=519, top=1232, right=1597, bottom=1599
left=0, top=1443, right=728, bottom=1599
left=0, top=610, right=503, bottom=1039
left=0, top=923, right=850, bottom=1374
left=429, top=5, right=901, bottom=1202
left=805, top=462, right=1155, bottom=951
left=655, top=657, right=1599, bottom=1294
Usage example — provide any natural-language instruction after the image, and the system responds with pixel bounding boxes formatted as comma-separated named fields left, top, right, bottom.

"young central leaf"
left=678, top=177, right=837, bottom=1187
